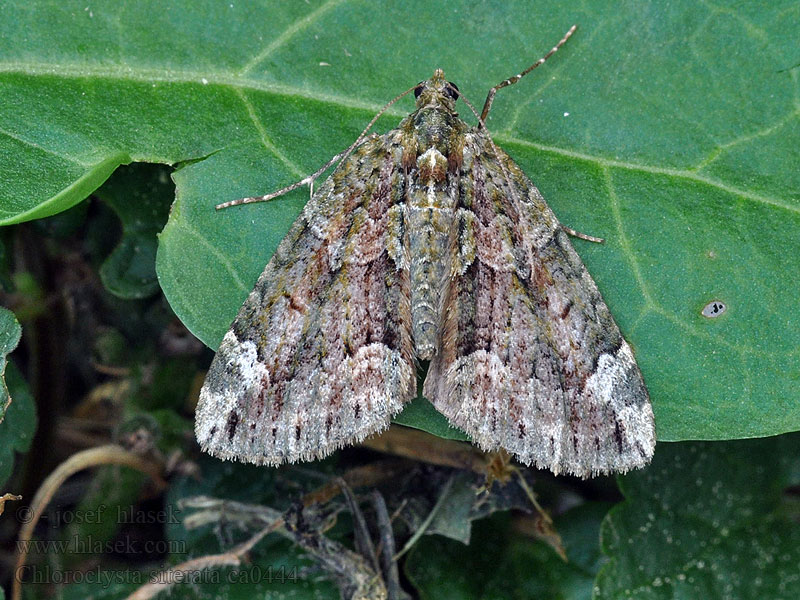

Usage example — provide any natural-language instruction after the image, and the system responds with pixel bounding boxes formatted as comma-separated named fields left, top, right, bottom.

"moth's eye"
left=413, top=83, right=424, bottom=98
left=445, top=82, right=459, bottom=100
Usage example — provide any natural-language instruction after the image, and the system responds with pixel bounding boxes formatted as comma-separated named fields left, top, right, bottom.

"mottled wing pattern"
left=196, top=134, right=416, bottom=465
left=424, top=130, right=655, bottom=478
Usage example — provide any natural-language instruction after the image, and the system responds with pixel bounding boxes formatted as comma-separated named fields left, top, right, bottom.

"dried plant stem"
left=128, top=459, right=408, bottom=599
left=393, top=475, right=454, bottom=561
left=301, top=458, right=409, bottom=507
left=361, top=426, right=490, bottom=474
left=125, top=520, right=282, bottom=600
left=12, top=445, right=165, bottom=600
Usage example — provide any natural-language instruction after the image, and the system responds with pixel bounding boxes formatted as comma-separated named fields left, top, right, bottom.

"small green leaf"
left=94, top=163, right=173, bottom=299
left=595, top=435, right=800, bottom=599
left=0, top=364, right=37, bottom=488
left=394, top=368, right=469, bottom=440
left=393, top=398, right=469, bottom=441
left=0, top=307, right=21, bottom=423
left=394, top=471, right=548, bottom=546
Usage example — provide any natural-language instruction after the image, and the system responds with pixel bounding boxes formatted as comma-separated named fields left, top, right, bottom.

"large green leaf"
left=595, top=435, right=800, bottom=599
left=1, top=1, right=798, bottom=441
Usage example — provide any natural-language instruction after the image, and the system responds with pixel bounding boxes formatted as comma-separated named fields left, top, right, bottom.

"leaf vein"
left=234, top=88, right=306, bottom=179
left=603, top=167, right=657, bottom=311
left=693, top=111, right=799, bottom=172
left=0, top=61, right=404, bottom=118
left=500, top=134, right=799, bottom=215
left=173, top=218, right=249, bottom=294
left=0, top=126, right=91, bottom=167
left=238, top=0, right=346, bottom=76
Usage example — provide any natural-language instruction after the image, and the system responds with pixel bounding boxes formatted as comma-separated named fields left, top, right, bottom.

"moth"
left=195, top=26, right=656, bottom=478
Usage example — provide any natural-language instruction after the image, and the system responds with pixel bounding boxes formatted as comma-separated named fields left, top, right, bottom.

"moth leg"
left=215, top=152, right=344, bottom=210
left=221, top=133, right=383, bottom=207
left=479, top=24, right=577, bottom=123
left=217, top=87, right=416, bottom=210
left=560, top=224, right=604, bottom=244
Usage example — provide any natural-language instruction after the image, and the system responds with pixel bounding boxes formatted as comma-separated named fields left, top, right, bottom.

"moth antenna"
left=216, top=85, right=418, bottom=210
left=453, top=87, right=486, bottom=130
left=480, top=24, right=577, bottom=123
left=561, top=224, right=604, bottom=244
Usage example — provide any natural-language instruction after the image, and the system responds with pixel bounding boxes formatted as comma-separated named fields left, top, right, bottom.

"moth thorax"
left=417, top=147, right=448, bottom=183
